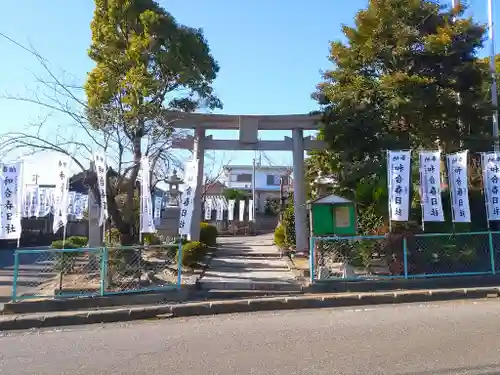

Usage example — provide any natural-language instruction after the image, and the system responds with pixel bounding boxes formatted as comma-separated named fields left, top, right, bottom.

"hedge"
left=200, top=222, right=218, bottom=247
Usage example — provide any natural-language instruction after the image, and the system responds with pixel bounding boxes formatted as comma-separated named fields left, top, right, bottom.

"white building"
left=223, top=165, right=292, bottom=213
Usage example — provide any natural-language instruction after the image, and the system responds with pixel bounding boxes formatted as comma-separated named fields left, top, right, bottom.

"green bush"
left=143, top=233, right=162, bottom=245
left=176, top=241, right=208, bottom=267
left=51, top=240, right=80, bottom=273
left=66, top=236, right=88, bottom=247
left=199, top=222, right=218, bottom=247
left=282, top=202, right=296, bottom=247
left=51, top=240, right=79, bottom=249
left=274, top=225, right=286, bottom=249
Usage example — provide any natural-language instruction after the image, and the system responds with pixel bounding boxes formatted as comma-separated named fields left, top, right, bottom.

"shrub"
left=199, top=222, right=218, bottom=247
left=51, top=240, right=79, bottom=249
left=177, top=241, right=208, bottom=267
left=143, top=233, right=162, bottom=245
left=274, top=225, right=286, bottom=249
left=51, top=240, right=80, bottom=273
left=66, top=236, right=88, bottom=247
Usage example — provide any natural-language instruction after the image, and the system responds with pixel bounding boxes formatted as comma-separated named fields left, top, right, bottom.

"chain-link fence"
left=311, top=231, right=499, bottom=282
left=311, top=235, right=405, bottom=281
left=103, top=244, right=179, bottom=295
left=12, top=247, right=103, bottom=300
left=12, top=242, right=184, bottom=301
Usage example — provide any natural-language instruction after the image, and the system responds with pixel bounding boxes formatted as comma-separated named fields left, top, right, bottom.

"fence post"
left=403, top=237, right=409, bottom=279
left=100, top=247, right=108, bottom=296
left=176, top=240, right=183, bottom=290
left=309, top=236, right=315, bottom=284
left=11, top=251, right=19, bottom=302
left=489, top=232, right=496, bottom=275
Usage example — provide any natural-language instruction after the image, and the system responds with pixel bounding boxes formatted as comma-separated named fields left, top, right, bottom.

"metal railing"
left=11, top=243, right=184, bottom=301
left=310, top=231, right=500, bottom=283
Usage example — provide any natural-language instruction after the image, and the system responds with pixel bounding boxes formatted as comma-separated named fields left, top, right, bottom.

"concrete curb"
left=1, top=287, right=499, bottom=331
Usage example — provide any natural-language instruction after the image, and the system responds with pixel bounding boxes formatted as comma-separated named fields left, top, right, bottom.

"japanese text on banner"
left=140, top=156, right=155, bottom=234
left=216, top=198, right=223, bottom=221
left=447, top=151, right=471, bottom=223
left=53, top=159, right=70, bottom=234
left=419, top=151, right=444, bottom=222
left=93, top=153, right=108, bottom=227
left=204, top=199, right=212, bottom=221
left=178, top=160, right=199, bottom=238
left=387, top=150, right=411, bottom=221
left=483, top=152, right=500, bottom=220
left=0, top=162, right=22, bottom=240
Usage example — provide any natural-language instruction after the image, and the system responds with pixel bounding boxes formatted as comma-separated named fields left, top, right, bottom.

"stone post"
left=190, top=128, right=205, bottom=241
left=292, top=128, right=308, bottom=253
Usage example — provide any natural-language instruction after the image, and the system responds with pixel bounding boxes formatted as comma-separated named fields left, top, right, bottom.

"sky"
left=0, top=0, right=497, bottom=184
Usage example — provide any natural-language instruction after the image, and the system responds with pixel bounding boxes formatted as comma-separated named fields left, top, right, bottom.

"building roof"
left=223, top=165, right=292, bottom=171
left=308, top=194, right=353, bottom=205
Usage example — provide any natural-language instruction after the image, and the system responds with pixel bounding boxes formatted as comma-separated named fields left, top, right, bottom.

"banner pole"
left=387, top=150, right=393, bottom=233
left=481, top=153, right=492, bottom=232
left=446, top=154, right=456, bottom=232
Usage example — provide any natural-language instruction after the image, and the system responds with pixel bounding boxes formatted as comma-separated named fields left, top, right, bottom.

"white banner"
left=0, top=162, right=23, bottom=240
left=179, top=160, right=199, bottom=238
left=419, top=151, right=445, bottom=222
left=154, top=195, right=162, bottom=226
left=93, top=152, right=108, bottom=227
left=239, top=200, right=245, bottom=221
left=387, top=151, right=411, bottom=221
left=248, top=200, right=254, bottom=221
left=140, top=156, right=155, bottom=233
left=204, top=199, right=212, bottom=221
left=53, top=159, right=70, bottom=234
left=483, top=152, right=500, bottom=221
left=447, top=151, right=471, bottom=223
left=216, top=198, right=223, bottom=221
left=228, top=200, right=235, bottom=221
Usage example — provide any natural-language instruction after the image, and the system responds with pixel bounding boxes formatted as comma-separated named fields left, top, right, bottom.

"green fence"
left=310, top=231, right=499, bottom=282
left=11, top=243, right=183, bottom=301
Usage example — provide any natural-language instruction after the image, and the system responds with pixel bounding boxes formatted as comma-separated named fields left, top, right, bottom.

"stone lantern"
left=311, top=171, right=338, bottom=199
left=165, top=169, right=183, bottom=207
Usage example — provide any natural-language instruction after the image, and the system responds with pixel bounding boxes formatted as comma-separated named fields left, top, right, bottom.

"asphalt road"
left=2, top=300, right=500, bottom=375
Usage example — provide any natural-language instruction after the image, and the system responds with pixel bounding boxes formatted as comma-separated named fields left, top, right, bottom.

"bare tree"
left=201, top=152, right=234, bottom=200
left=0, top=50, right=185, bottom=243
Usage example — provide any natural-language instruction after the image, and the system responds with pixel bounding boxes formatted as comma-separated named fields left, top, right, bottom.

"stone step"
left=198, top=280, right=303, bottom=292
left=192, top=289, right=303, bottom=301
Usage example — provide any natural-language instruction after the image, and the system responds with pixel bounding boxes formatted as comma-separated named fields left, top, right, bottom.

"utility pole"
left=488, top=0, right=500, bottom=151
left=451, top=0, right=463, bottom=148
left=252, top=156, right=256, bottom=220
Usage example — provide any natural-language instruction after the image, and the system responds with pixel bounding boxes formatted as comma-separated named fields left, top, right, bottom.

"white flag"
left=53, top=159, right=70, bottom=234
left=483, top=152, right=500, bottom=221
left=154, top=195, right=163, bottom=226
left=447, top=151, right=471, bottom=223
left=419, top=151, right=445, bottom=222
left=248, top=200, right=254, bottom=221
left=387, top=150, right=411, bottom=221
left=93, top=152, right=108, bottom=227
left=0, top=162, right=23, bottom=240
left=179, top=160, right=199, bottom=238
left=239, top=200, right=245, bottom=221
left=204, top=199, right=212, bottom=220
left=228, top=200, right=235, bottom=221
left=216, top=198, right=223, bottom=221
left=140, top=156, right=155, bottom=233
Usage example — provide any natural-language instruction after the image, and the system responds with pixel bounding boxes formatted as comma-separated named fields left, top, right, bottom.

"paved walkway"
left=199, top=233, right=300, bottom=292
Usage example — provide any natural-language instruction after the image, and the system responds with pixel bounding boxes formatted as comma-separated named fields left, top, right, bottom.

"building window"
left=267, top=175, right=290, bottom=186
left=236, top=174, right=252, bottom=182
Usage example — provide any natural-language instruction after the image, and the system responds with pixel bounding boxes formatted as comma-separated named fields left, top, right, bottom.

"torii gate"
left=171, top=113, right=325, bottom=253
